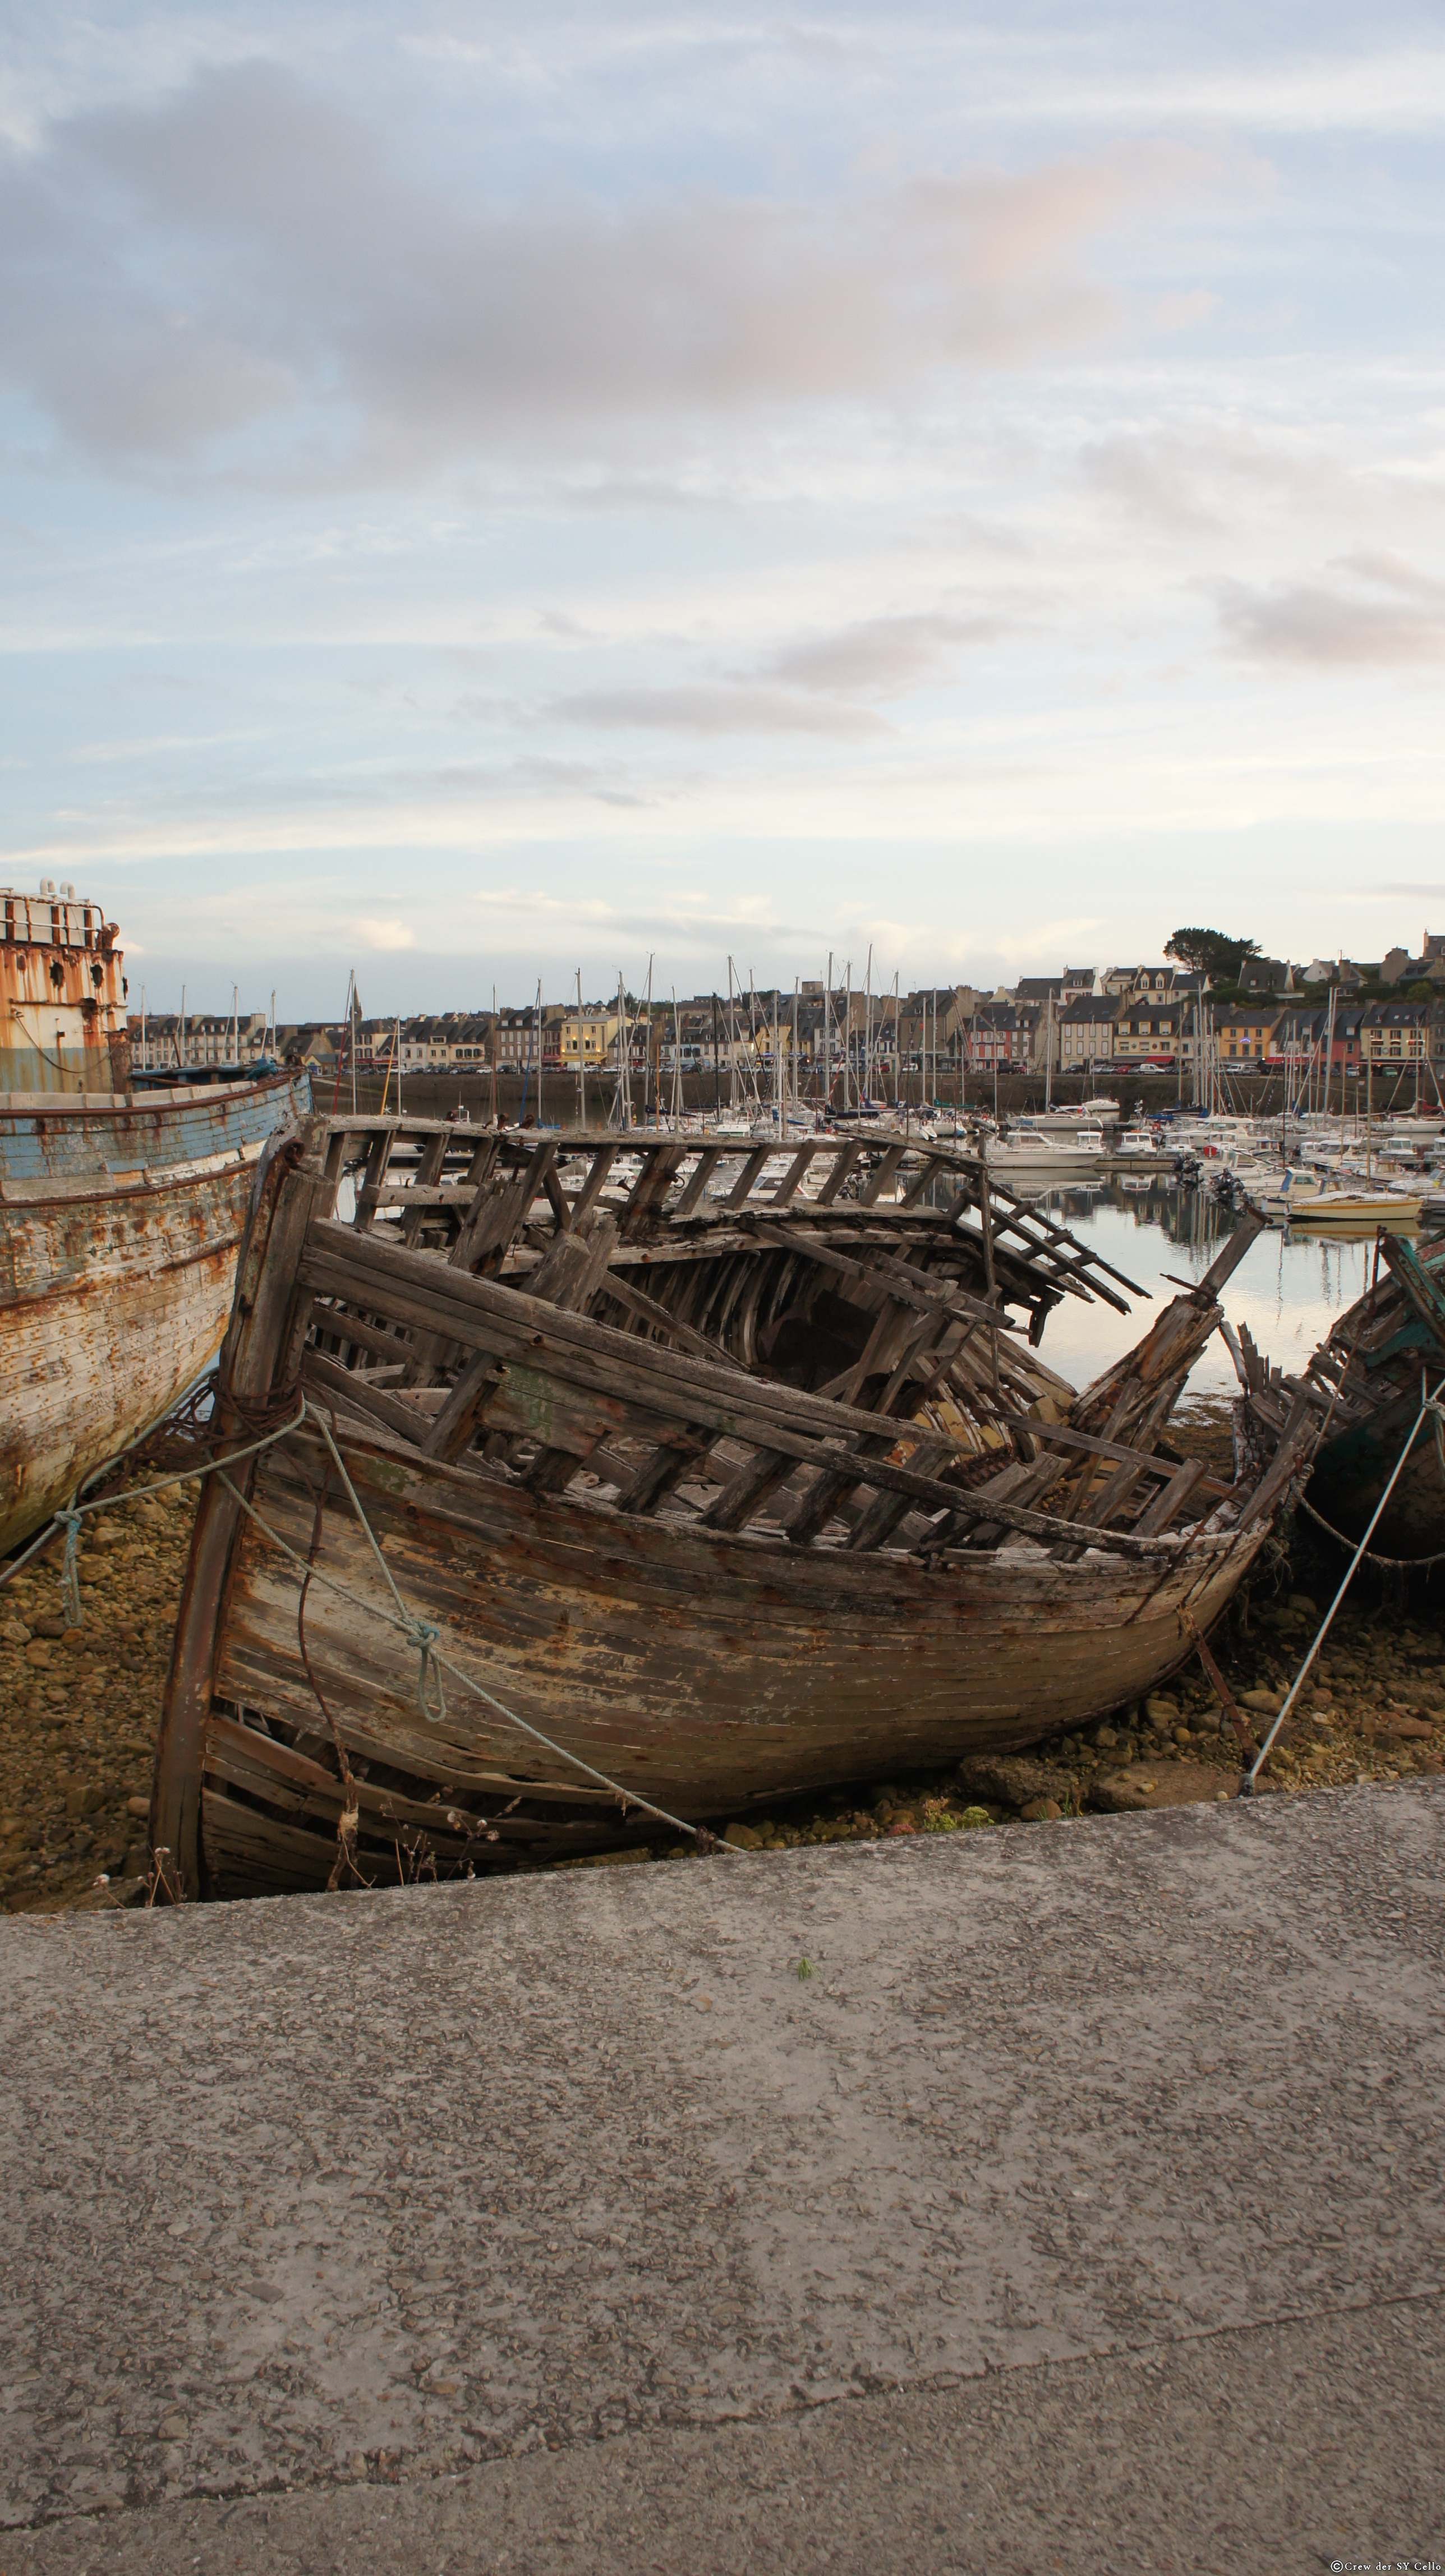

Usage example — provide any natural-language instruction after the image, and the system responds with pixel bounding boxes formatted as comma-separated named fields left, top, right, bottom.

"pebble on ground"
left=2, top=1479, right=1442, bottom=1913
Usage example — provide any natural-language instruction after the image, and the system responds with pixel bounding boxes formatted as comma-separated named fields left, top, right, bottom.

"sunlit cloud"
left=0, top=62, right=1226, bottom=479
left=1215, top=557, right=1445, bottom=666
left=356, top=917, right=416, bottom=950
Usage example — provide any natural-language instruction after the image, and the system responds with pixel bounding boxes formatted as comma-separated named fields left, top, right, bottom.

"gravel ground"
left=1, top=1474, right=1443, bottom=1912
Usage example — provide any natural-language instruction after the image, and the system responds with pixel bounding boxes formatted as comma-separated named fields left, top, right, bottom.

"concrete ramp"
left=2, top=1787, right=1442, bottom=2572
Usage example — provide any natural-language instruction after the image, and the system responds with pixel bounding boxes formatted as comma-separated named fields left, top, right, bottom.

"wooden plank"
left=988, top=1409, right=1233, bottom=1498
left=722, top=1147, right=772, bottom=1211
left=567, top=1142, right=620, bottom=1227
left=700, top=1442, right=798, bottom=1533
left=307, top=1303, right=415, bottom=1368
left=619, top=1435, right=716, bottom=1518
left=813, top=1140, right=863, bottom=1205
left=858, top=1142, right=908, bottom=1206
left=208, top=1709, right=621, bottom=1810
left=621, top=1144, right=688, bottom=1237
left=593, top=1271, right=746, bottom=1368
left=669, top=1147, right=724, bottom=1218
left=303, top=1346, right=438, bottom=1446
left=295, top=1222, right=1225, bottom=1559
left=420, top=1348, right=505, bottom=1461
left=353, top=1126, right=395, bottom=1231
left=898, top=1152, right=946, bottom=1211
left=845, top=1438, right=950, bottom=1552
left=399, top=1127, right=453, bottom=1247
left=755, top=1220, right=1014, bottom=1334
left=768, top=1144, right=821, bottom=1209
left=1133, top=1457, right=1208, bottom=1535
left=152, top=1134, right=334, bottom=1897
left=454, top=1138, right=558, bottom=1272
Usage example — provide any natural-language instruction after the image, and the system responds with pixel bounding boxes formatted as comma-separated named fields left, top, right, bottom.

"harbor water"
left=1031, top=1179, right=1379, bottom=1409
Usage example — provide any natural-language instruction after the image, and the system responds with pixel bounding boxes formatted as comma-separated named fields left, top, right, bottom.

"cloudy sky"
left=2, top=2, right=1443, bottom=1016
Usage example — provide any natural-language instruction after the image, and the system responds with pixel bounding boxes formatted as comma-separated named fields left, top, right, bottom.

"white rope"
left=0, top=1397, right=309, bottom=1599
left=215, top=1400, right=735, bottom=1853
left=1242, top=1369, right=1445, bottom=1795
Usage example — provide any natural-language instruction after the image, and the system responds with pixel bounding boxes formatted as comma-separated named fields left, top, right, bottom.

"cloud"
left=1082, top=431, right=1226, bottom=532
left=1215, top=555, right=1445, bottom=666
left=0, top=61, right=1221, bottom=478
left=553, top=684, right=889, bottom=737
left=549, top=606, right=1005, bottom=737
left=763, top=611, right=1004, bottom=696
left=356, top=918, right=415, bottom=950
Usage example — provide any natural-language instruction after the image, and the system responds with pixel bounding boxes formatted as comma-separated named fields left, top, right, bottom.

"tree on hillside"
left=1165, top=928, right=1262, bottom=983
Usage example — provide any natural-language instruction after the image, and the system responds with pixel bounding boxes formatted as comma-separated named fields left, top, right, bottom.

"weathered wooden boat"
left=151, top=1117, right=1319, bottom=1898
left=0, top=884, right=310, bottom=1551
left=1304, top=1232, right=1445, bottom=1561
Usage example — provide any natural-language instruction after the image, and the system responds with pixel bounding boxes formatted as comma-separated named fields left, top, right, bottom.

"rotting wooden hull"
left=151, top=1118, right=1318, bottom=1900
left=1306, top=1233, right=1445, bottom=1561
left=0, top=1074, right=310, bottom=1551
left=195, top=1420, right=1274, bottom=1898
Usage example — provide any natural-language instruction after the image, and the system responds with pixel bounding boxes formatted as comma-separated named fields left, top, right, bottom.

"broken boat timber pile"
left=152, top=1117, right=1323, bottom=1897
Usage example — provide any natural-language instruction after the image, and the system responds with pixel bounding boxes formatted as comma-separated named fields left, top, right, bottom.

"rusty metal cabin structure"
left=1, top=884, right=129, bottom=1096
left=149, top=1117, right=1322, bottom=1898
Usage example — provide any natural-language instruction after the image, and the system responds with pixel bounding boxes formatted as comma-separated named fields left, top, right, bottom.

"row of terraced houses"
left=125, top=940, right=1445, bottom=1084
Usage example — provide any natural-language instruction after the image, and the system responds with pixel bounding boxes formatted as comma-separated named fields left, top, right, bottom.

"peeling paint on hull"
left=0, top=1074, right=310, bottom=1551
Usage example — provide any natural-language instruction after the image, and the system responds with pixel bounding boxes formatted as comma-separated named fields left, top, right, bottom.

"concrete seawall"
left=2, top=1785, right=1442, bottom=2571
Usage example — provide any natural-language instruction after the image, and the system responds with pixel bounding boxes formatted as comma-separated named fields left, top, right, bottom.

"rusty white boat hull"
left=0, top=1075, right=310, bottom=1551
left=151, top=1121, right=1315, bottom=1898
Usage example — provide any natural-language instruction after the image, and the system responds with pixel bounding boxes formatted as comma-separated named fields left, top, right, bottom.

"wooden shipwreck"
left=1305, top=1231, right=1445, bottom=1562
left=152, top=1117, right=1318, bottom=1897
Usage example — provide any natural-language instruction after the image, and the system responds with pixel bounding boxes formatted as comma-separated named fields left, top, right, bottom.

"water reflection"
left=1028, top=1183, right=1373, bottom=1407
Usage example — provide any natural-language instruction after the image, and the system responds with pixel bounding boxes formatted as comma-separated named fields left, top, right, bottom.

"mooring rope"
left=1242, top=1370, right=1445, bottom=1796
left=211, top=1409, right=730, bottom=1852
left=1296, top=1491, right=1445, bottom=1574
left=2, top=1383, right=727, bottom=1856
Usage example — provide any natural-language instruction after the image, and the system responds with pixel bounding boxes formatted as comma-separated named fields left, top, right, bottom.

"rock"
left=1241, top=1686, right=1285, bottom=1716
left=1085, top=1777, right=1151, bottom=1814
left=1100, top=1744, right=1135, bottom=1767
left=886, top=1819, right=917, bottom=1836
left=1, top=1618, right=31, bottom=1646
left=1144, top=1695, right=1180, bottom=1725
left=951, top=1754, right=1073, bottom=1811
left=1386, top=1717, right=1434, bottom=1741
left=23, top=1640, right=52, bottom=1667
left=1019, top=1798, right=1062, bottom=1822
left=156, top=2413, right=187, bottom=2441
left=1093, top=1724, right=1119, bottom=1748
left=722, top=1823, right=761, bottom=1850
left=125, top=1794, right=149, bottom=1818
